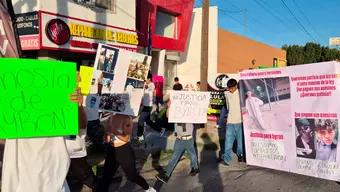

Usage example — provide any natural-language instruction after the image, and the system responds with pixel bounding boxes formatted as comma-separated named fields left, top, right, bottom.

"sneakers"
left=219, top=161, right=229, bottom=166
left=155, top=173, right=169, bottom=183
left=238, top=156, right=245, bottom=163
left=189, top=168, right=199, bottom=176
left=145, top=186, right=157, bottom=192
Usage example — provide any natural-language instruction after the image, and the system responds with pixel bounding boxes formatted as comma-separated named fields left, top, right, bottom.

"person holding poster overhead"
left=1, top=75, right=85, bottom=192
left=245, top=91, right=266, bottom=130
left=99, top=114, right=156, bottom=192
left=315, top=119, right=337, bottom=162
left=220, top=79, right=244, bottom=166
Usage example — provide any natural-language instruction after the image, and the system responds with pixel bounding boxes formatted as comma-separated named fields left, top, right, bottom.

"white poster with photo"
left=239, top=61, right=340, bottom=181
left=91, top=43, right=151, bottom=94
left=169, top=91, right=210, bottom=123
left=90, top=43, right=151, bottom=116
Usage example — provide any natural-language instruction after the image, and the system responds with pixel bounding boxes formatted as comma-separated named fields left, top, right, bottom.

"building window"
left=155, top=10, right=177, bottom=39
left=72, top=0, right=116, bottom=12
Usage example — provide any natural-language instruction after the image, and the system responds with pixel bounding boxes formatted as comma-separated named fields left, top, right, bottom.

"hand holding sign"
left=0, top=58, right=78, bottom=138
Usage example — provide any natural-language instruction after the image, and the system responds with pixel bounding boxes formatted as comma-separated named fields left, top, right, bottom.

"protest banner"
left=0, top=58, right=78, bottom=138
left=79, top=66, right=94, bottom=95
left=239, top=61, right=340, bottom=181
left=169, top=91, right=210, bottom=123
left=91, top=43, right=151, bottom=116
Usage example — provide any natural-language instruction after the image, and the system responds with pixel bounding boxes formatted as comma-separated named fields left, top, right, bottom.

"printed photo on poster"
left=127, top=55, right=151, bottom=81
left=96, top=45, right=119, bottom=73
left=295, top=118, right=316, bottom=159
left=295, top=118, right=338, bottom=162
left=315, top=119, right=338, bottom=162
left=100, top=93, right=129, bottom=112
left=239, top=77, right=291, bottom=131
left=125, top=78, right=144, bottom=89
left=90, top=70, right=114, bottom=93
left=99, top=89, right=144, bottom=116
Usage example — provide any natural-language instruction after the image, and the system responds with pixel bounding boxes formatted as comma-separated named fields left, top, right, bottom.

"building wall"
left=12, top=0, right=136, bottom=30
left=137, top=0, right=194, bottom=52
left=218, top=29, right=286, bottom=73
left=177, top=7, right=218, bottom=88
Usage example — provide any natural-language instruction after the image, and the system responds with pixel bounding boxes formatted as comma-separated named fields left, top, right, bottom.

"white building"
left=176, top=6, right=218, bottom=90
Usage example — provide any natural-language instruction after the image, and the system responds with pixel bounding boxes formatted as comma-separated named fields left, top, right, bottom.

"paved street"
left=89, top=122, right=340, bottom=192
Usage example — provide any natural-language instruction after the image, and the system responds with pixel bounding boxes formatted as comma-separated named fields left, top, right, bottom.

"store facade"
left=13, top=0, right=139, bottom=66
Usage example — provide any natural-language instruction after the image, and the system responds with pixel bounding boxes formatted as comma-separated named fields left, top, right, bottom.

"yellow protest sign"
left=79, top=66, right=94, bottom=95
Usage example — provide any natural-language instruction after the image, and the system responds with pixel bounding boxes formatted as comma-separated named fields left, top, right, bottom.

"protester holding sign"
left=220, top=79, right=245, bottom=166
left=66, top=74, right=96, bottom=191
left=156, top=95, right=200, bottom=183
left=1, top=72, right=83, bottom=192
left=99, top=114, right=156, bottom=192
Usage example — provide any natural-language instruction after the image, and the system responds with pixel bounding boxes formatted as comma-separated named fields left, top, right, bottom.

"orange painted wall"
left=218, top=29, right=286, bottom=73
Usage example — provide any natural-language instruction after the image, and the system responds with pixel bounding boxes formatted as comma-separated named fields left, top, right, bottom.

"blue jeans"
left=223, top=123, right=243, bottom=163
left=165, top=138, right=198, bottom=177
left=218, top=106, right=227, bottom=128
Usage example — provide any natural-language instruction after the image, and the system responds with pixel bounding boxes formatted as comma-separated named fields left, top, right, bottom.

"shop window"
left=73, top=0, right=116, bottom=12
left=155, top=10, right=177, bottom=39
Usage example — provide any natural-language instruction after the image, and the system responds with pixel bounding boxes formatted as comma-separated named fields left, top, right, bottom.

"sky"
left=194, top=0, right=340, bottom=48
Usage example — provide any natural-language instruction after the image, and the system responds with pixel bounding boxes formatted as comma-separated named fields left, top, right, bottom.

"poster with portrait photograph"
left=90, top=43, right=151, bottom=116
left=240, top=61, right=340, bottom=181
left=91, top=43, right=151, bottom=93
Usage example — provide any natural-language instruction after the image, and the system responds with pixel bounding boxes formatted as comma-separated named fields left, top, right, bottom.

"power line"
left=218, top=7, right=267, bottom=41
left=280, top=0, right=318, bottom=43
left=253, top=0, right=289, bottom=28
left=215, top=0, right=267, bottom=26
left=292, top=0, right=323, bottom=42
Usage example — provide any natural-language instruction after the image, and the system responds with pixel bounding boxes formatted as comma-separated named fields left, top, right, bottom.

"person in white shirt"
left=1, top=73, right=84, bottom=192
left=137, top=73, right=155, bottom=141
left=66, top=75, right=96, bottom=191
left=85, top=81, right=103, bottom=148
left=220, top=79, right=244, bottom=166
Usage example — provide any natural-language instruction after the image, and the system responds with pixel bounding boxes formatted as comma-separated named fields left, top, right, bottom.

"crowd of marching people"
left=1, top=71, right=247, bottom=192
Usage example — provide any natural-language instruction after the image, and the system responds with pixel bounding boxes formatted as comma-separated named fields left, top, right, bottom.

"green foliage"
left=282, top=42, right=340, bottom=66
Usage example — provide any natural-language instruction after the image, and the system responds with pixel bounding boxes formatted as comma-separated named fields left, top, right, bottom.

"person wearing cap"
left=315, top=119, right=337, bottom=162
left=295, top=118, right=316, bottom=159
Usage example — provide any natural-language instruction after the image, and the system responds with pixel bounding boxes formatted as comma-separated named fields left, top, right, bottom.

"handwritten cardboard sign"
left=0, top=58, right=78, bottom=138
left=168, top=91, right=210, bottom=123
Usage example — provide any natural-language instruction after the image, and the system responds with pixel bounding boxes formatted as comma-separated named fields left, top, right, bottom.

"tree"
left=282, top=42, right=340, bottom=65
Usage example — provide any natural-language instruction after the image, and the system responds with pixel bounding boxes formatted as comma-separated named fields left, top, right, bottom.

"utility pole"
left=200, top=0, right=209, bottom=131
left=200, top=0, right=209, bottom=91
